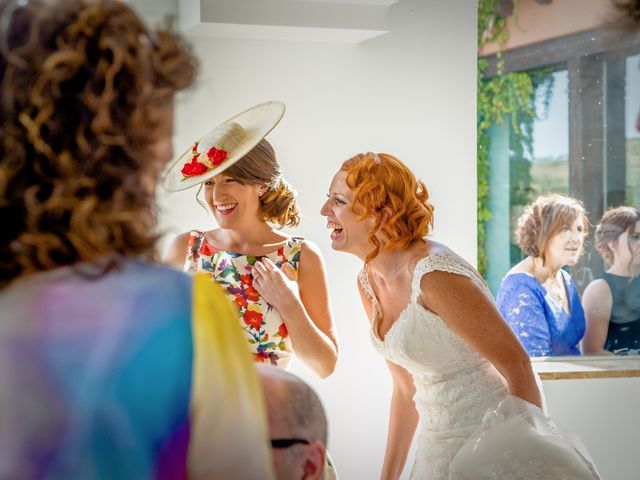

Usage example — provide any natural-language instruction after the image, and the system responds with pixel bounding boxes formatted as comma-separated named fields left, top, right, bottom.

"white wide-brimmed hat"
left=163, top=101, right=286, bottom=191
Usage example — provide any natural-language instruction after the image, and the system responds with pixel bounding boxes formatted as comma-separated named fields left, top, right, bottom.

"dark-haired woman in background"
left=582, top=206, right=640, bottom=354
left=496, top=194, right=589, bottom=357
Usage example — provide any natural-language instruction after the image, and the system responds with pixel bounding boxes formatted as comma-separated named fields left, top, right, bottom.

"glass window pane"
left=486, top=69, right=569, bottom=293
left=626, top=53, right=640, bottom=207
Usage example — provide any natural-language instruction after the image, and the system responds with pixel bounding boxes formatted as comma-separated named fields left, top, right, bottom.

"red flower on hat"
left=181, top=154, right=208, bottom=177
left=207, top=146, right=228, bottom=166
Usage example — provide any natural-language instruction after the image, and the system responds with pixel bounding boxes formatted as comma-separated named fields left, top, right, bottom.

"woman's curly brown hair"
left=515, top=194, right=589, bottom=264
left=341, top=152, right=434, bottom=262
left=0, top=0, right=197, bottom=286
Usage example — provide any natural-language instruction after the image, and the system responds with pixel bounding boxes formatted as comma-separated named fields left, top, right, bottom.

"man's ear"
left=302, top=441, right=326, bottom=480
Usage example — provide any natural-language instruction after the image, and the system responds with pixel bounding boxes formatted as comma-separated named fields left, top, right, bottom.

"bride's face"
left=320, top=170, right=374, bottom=257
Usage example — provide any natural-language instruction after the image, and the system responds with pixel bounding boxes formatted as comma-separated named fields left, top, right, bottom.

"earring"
left=257, top=186, right=267, bottom=197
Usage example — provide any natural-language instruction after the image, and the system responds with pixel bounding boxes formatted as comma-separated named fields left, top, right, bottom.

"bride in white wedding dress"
left=321, top=152, right=600, bottom=480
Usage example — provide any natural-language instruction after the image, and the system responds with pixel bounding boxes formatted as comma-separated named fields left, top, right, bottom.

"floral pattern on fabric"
left=185, top=231, right=302, bottom=368
left=496, top=271, right=585, bottom=357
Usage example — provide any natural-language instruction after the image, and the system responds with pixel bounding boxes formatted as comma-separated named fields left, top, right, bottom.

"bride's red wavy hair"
left=341, top=153, right=434, bottom=262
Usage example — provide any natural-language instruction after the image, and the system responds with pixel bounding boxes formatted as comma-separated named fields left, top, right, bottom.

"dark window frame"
left=481, top=28, right=640, bottom=288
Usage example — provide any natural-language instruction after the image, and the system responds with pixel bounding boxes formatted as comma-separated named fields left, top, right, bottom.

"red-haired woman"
left=320, top=153, right=599, bottom=479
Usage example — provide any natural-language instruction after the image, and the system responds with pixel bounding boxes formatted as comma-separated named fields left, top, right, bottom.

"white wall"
left=157, top=1, right=477, bottom=477
left=533, top=358, right=640, bottom=480
left=541, top=377, right=640, bottom=480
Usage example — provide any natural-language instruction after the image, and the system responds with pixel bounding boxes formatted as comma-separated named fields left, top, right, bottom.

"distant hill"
left=517, top=138, right=640, bottom=205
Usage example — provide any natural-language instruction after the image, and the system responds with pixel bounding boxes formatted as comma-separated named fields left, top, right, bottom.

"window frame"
left=481, top=28, right=640, bottom=289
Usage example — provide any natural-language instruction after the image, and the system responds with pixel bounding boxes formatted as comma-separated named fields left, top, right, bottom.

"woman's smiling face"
left=204, top=174, right=262, bottom=228
left=320, top=170, right=375, bottom=257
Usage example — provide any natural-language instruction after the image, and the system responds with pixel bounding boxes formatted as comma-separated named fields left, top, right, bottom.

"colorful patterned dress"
left=0, top=260, right=275, bottom=479
left=185, top=230, right=303, bottom=369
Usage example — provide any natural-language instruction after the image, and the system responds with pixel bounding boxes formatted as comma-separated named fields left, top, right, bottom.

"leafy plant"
left=476, top=0, right=551, bottom=276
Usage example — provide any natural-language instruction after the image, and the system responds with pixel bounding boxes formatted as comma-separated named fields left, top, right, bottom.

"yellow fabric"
left=188, top=273, right=275, bottom=479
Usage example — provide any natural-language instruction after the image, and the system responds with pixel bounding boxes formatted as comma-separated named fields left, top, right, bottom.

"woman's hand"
left=252, top=257, right=299, bottom=313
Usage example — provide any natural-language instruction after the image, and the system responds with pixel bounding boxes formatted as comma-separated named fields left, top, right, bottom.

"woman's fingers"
left=261, top=257, right=277, bottom=271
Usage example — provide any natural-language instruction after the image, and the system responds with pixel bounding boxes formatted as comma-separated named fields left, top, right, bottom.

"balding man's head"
left=257, top=365, right=327, bottom=480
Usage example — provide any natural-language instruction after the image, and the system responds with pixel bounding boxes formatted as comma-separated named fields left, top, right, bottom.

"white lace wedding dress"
left=359, top=255, right=600, bottom=480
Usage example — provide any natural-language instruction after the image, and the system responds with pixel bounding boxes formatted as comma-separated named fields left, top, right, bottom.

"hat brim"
left=162, top=100, right=286, bottom=192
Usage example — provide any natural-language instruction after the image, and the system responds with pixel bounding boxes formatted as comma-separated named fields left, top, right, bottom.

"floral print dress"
left=184, top=230, right=303, bottom=369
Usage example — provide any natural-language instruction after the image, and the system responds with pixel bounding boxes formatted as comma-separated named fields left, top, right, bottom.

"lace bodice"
left=360, top=254, right=501, bottom=379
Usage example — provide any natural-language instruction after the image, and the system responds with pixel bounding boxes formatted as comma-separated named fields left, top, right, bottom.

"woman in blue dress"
left=496, top=194, right=589, bottom=356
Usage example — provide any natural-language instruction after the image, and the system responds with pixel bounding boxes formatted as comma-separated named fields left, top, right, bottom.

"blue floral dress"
left=496, top=270, right=585, bottom=356
left=185, top=231, right=303, bottom=368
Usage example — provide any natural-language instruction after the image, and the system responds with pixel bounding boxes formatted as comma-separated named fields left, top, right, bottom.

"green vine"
left=476, top=0, right=548, bottom=277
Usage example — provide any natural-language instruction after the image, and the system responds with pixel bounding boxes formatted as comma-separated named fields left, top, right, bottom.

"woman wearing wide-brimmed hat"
left=164, top=101, right=338, bottom=379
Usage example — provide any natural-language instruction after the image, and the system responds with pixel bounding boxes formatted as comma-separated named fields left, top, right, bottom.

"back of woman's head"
left=0, top=0, right=197, bottom=286
left=224, top=139, right=300, bottom=228
left=341, top=152, right=434, bottom=262
left=515, top=194, right=589, bottom=262
left=595, top=206, right=640, bottom=266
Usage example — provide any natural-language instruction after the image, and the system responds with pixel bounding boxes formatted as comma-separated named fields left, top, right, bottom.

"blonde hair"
left=515, top=194, right=589, bottom=263
left=224, top=139, right=300, bottom=228
left=341, top=152, right=434, bottom=262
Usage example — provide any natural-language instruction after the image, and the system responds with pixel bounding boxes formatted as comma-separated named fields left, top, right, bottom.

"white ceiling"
left=127, top=0, right=400, bottom=43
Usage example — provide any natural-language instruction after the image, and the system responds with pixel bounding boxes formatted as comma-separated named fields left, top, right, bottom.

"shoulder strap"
left=281, top=236, right=305, bottom=271
left=358, top=268, right=382, bottom=321
left=358, top=268, right=376, bottom=301
left=410, top=255, right=490, bottom=303
left=185, top=230, right=206, bottom=274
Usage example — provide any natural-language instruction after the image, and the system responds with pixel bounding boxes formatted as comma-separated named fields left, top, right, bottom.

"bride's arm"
left=357, top=278, right=418, bottom=479
left=381, top=360, right=419, bottom=480
left=418, top=270, right=542, bottom=408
